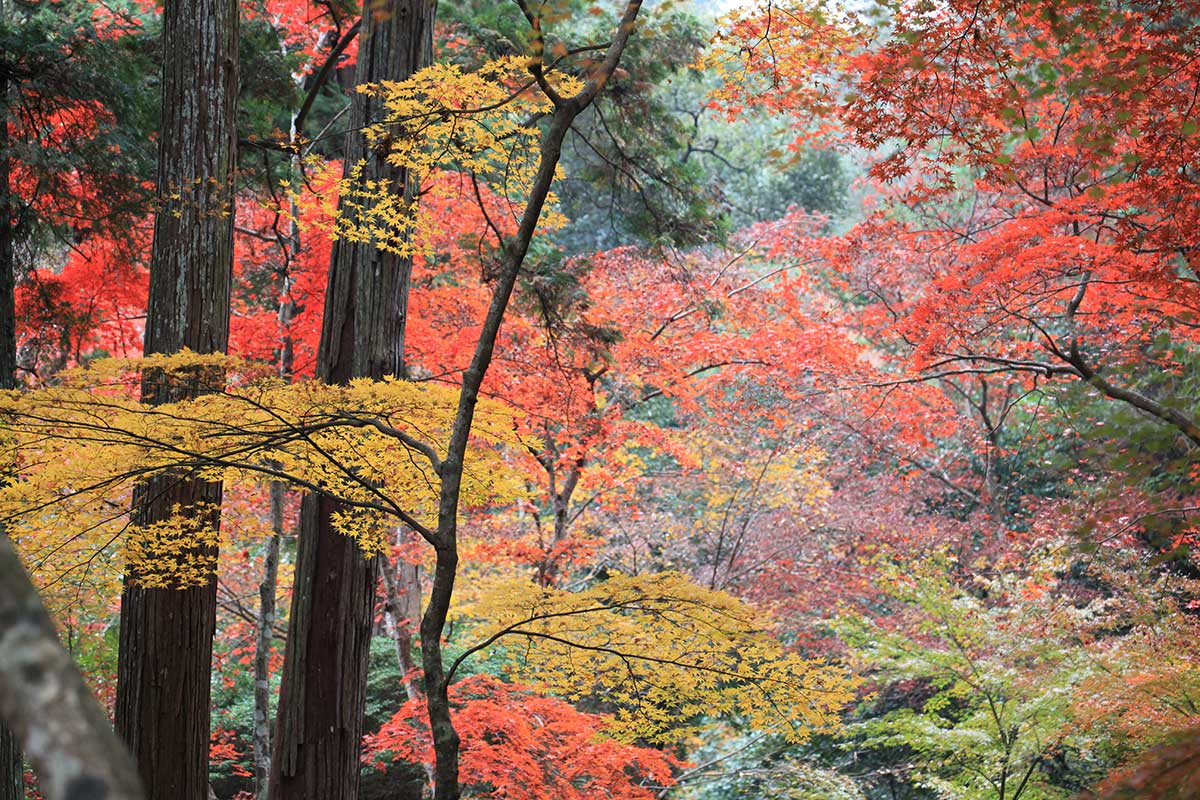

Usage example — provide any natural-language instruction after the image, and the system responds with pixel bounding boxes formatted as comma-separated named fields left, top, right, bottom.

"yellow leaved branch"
left=304, top=57, right=582, bottom=256
left=452, top=570, right=859, bottom=744
left=0, top=352, right=532, bottom=594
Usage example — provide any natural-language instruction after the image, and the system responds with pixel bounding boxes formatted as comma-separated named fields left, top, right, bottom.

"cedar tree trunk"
left=0, top=60, right=24, bottom=800
left=268, top=3, right=433, bottom=798
left=113, top=0, right=238, bottom=798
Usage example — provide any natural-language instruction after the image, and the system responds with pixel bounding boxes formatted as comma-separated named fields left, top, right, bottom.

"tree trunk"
left=0, top=63, right=17, bottom=391
left=0, top=44, right=25, bottom=800
left=253, top=103, right=302, bottom=797
left=0, top=726, right=19, bottom=800
left=419, top=7, right=645, bottom=796
left=268, top=3, right=433, bottom=798
left=0, top=534, right=145, bottom=800
left=253, top=482, right=285, bottom=800
left=113, top=0, right=237, bottom=798
left=379, top=547, right=422, bottom=704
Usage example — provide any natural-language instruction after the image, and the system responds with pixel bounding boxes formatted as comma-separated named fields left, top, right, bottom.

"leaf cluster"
left=0, top=352, right=530, bottom=588
left=303, top=58, right=582, bottom=257
left=456, top=571, right=859, bottom=744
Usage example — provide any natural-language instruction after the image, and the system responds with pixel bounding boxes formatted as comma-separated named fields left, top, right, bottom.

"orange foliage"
left=364, top=675, right=680, bottom=800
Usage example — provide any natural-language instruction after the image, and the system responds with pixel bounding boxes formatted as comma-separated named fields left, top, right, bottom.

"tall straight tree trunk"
left=113, top=0, right=238, bottom=797
left=0, top=38, right=25, bottom=800
left=268, top=3, right=433, bottom=798
left=0, top=726, right=18, bottom=800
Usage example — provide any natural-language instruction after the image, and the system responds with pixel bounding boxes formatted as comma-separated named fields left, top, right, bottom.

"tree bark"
left=253, top=98, right=302, bottom=797
left=0, top=535, right=145, bottom=800
left=0, top=726, right=19, bottom=800
left=253, top=482, right=285, bottom=800
left=113, top=0, right=238, bottom=798
left=0, top=39, right=25, bottom=800
left=268, top=3, right=433, bottom=799
left=379, top=546, right=422, bottom=704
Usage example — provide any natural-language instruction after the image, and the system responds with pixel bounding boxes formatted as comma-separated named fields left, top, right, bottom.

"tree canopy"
left=0, top=1, right=1198, bottom=799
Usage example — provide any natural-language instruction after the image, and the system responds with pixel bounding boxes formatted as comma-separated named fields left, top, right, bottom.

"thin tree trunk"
left=0, top=61, right=17, bottom=390
left=378, top=545, right=432, bottom=789
left=268, top=3, right=433, bottom=798
left=422, top=107, right=581, bottom=800
left=419, top=7, right=644, bottom=797
left=0, top=44, right=26, bottom=800
left=114, top=0, right=238, bottom=797
left=253, top=482, right=284, bottom=800
left=252, top=92, right=302, bottom=798
left=379, top=550, right=422, bottom=703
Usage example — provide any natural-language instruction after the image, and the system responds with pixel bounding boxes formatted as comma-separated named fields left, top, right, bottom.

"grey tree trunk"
left=0, top=534, right=145, bottom=800
left=113, top=0, right=238, bottom=798
left=252, top=103, right=301, bottom=798
left=253, top=481, right=285, bottom=800
left=268, top=3, right=433, bottom=799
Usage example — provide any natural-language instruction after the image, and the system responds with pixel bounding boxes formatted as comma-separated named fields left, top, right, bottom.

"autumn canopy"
left=0, top=1, right=1197, bottom=799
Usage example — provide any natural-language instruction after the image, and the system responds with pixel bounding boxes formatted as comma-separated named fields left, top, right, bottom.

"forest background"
left=0, top=0, right=1198, bottom=798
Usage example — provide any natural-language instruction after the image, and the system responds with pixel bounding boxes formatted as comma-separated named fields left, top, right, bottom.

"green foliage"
left=1, top=0, right=159, bottom=257
left=836, top=555, right=1104, bottom=800
left=237, top=17, right=305, bottom=149
left=674, top=728, right=866, bottom=800
left=552, top=10, right=733, bottom=250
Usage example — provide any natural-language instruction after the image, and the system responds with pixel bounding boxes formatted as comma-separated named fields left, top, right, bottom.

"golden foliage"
left=301, top=58, right=582, bottom=256
left=0, top=352, right=530, bottom=591
left=458, top=571, right=859, bottom=743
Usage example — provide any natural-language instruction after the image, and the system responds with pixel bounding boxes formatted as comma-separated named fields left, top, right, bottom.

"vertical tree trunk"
left=0, top=44, right=26, bottom=800
left=113, top=0, right=238, bottom=798
left=0, top=63, right=17, bottom=391
left=268, top=3, right=433, bottom=799
left=252, top=104, right=301, bottom=798
left=378, top=541, right=433, bottom=787
left=379, top=549, right=422, bottom=704
left=0, top=726, right=18, bottom=800
left=253, top=481, right=284, bottom=800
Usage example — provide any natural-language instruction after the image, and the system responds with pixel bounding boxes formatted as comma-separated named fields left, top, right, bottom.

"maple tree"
left=364, top=675, right=680, bottom=800
left=7, top=1, right=1200, bottom=799
left=710, top=0, right=1200, bottom=446
left=692, top=2, right=1200, bottom=795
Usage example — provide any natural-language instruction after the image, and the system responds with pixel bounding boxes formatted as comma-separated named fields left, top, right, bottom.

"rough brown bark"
left=268, top=3, right=433, bottom=799
left=0, top=535, right=145, bottom=800
left=0, top=726, right=19, bottom=800
left=113, top=0, right=237, bottom=797
left=0, top=52, right=24, bottom=800
left=0, top=84, right=25, bottom=800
